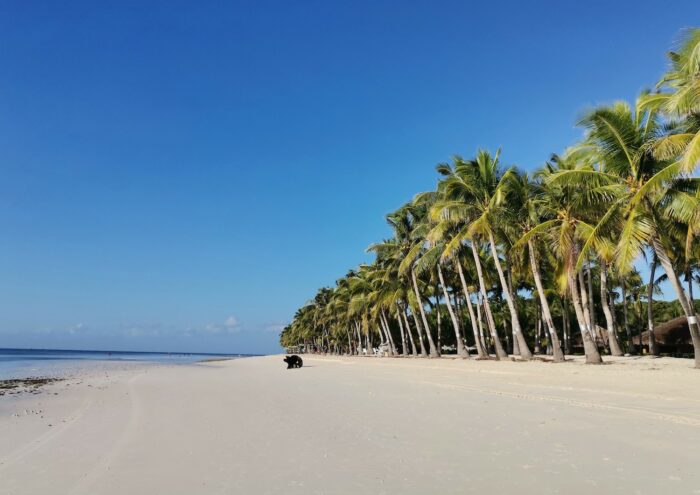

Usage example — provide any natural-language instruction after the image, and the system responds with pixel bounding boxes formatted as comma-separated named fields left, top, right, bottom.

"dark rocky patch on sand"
left=0, top=377, right=62, bottom=396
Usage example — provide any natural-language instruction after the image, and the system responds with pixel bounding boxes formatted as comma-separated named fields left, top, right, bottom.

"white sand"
left=1, top=354, right=700, bottom=494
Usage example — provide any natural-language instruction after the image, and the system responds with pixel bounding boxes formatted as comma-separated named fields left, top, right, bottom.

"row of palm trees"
left=280, top=28, right=700, bottom=367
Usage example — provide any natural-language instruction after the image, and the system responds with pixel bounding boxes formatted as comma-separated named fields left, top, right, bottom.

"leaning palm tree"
left=437, top=150, right=533, bottom=359
left=417, top=239, right=471, bottom=358
left=507, top=172, right=565, bottom=362
left=426, top=210, right=490, bottom=358
left=638, top=28, right=700, bottom=174
left=368, top=205, right=439, bottom=357
left=281, top=27, right=700, bottom=367
left=368, top=262, right=412, bottom=356
left=413, top=190, right=473, bottom=358
left=523, top=154, right=604, bottom=364
left=430, top=156, right=509, bottom=359
left=398, top=202, right=440, bottom=357
left=556, top=101, right=700, bottom=366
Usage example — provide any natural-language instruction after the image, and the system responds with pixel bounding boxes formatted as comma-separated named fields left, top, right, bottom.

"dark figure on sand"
left=283, top=355, right=303, bottom=369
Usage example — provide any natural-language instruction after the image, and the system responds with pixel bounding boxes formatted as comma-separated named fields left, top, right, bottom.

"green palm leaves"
left=281, top=27, right=700, bottom=368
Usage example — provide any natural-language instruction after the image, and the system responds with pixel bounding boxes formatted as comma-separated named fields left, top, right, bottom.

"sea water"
left=0, top=348, right=249, bottom=380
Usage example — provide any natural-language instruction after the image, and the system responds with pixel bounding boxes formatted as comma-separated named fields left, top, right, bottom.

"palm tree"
left=369, top=205, right=439, bottom=357
left=399, top=203, right=440, bottom=358
left=598, top=256, right=624, bottom=356
left=523, top=154, right=604, bottom=364
left=416, top=237, right=471, bottom=358
left=281, top=27, right=700, bottom=369
left=426, top=209, right=489, bottom=358
left=507, top=172, right=565, bottom=361
left=458, top=150, right=533, bottom=359
left=638, top=28, right=700, bottom=174
left=431, top=154, right=510, bottom=359
left=559, top=100, right=700, bottom=366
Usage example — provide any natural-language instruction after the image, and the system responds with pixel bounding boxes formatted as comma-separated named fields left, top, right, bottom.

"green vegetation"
left=280, top=28, right=700, bottom=367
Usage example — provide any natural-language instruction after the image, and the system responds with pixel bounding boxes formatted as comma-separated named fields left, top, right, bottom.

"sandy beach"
left=1, top=355, right=700, bottom=494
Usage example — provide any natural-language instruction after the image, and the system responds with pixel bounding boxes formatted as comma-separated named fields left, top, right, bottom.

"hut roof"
left=636, top=316, right=692, bottom=345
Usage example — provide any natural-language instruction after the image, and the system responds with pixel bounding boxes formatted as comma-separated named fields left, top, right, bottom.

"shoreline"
left=2, top=354, right=699, bottom=494
left=0, top=349, right=255, bottom=382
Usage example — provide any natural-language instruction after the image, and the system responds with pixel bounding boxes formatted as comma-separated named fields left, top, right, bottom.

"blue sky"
left=0, top=1, right=697, bottom=354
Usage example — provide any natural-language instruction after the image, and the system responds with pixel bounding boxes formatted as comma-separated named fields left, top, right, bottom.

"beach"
left=1, top=355, right=700, bottom=494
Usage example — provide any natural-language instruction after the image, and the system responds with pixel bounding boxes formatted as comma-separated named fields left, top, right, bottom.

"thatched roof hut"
left=632, top=316, right=694, bottom=354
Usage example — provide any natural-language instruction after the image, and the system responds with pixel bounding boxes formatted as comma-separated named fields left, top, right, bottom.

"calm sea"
left=0, top=348, right=251, bottom=380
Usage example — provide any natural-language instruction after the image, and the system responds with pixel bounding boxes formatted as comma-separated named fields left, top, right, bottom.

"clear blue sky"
left=0, top=1, right=697, bottom=354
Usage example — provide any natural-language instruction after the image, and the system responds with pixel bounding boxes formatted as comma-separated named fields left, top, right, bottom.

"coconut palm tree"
left=638, top=28, right=700, bottom=175
left=507, top=171, right=565, bottom=361
left=426, top=212, right=490, bottom=358
left=522, top=154, right=604, bottom=364
left=281, top=27, right=700, bottom=368
left=398, top=203, right=440, bottom=358
left=417, top=239, right=471, bottom=358
left=430, top=154, right=510, bottom=359
left=368, top=205, right=439, bottom=357
left=554, top=101, right=700, bottom=366
left=464, top=151, right=533, bottom=359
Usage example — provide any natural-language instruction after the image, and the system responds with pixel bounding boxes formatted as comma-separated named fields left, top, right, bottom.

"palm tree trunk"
left=647, top=258, right=658, bottom=356
left=411, top=269, right=439, bottom=357
left=358, top=323, right=364, bottom=355
left=651, top=236, right=700, bottom=368
left=578, top=270, right=593, bottom=338
left=561, top=305, right=568, bottom=355
left=352, top=320, right=362, bottom=356
left=586, top=260, right=597, bottom=336
left=688, top=267, right=694, bottom=303
left=380, top=310, right=397, bottom=356
left=455, top=260, right=488, bottom=358
left=377, top=318, right=388, bottom=355
left=608, top=289, right=620, bottom=343
left=395, top=308, right=407, bottom=356
left=635, top=293, right=644, bottom=354
left=488, top=232, right=532, bottom=359
left=534, top=304, right=542, bottom=354
left=569, top=269, right=603, bottom=364
left=527, top=240, right=564, bottom=361
left=437, top=264, right=469, bottom=358
left=470, top=241, right=508, bottom=359
left=506, top=320, right=514, bottom=355
left=476, top=293, right=489, bottom=353
left=621, top=277, right=634, bottom=354
left=410, top=306, right=428, bottom=357
left=435, top=288, right=442, bottom=352
left=506, top=263, right=519, bottom=356
left=563, top=298, right=573, bottom=355
left=379, top=313, right=393, bottom=356
left=366, top=322, right=372, bottom=354
left=385, top=312, right=398, bottom=355
left=401, top=306, right=418, bottom=356
left=599, top=260, right=624, bottom=356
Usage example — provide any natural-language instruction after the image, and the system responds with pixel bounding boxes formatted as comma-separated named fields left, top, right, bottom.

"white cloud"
left=122, top=325, right=163, bottom=338
left=69, top=323, right=88, bottom=335
left=263, top=322, right=286, bottom=333
left=196, top=315, right=241, bottom=335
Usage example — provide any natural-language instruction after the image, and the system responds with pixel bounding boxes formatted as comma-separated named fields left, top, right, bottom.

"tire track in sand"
left=0, top=394, right=94, bottom=472
left=68, top=372, right=144, bottom=495
left=413, top=379, right=700, bottom=427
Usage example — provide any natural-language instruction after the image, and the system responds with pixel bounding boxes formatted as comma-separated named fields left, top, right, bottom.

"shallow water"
left=0, top=348, right=251, bottom=379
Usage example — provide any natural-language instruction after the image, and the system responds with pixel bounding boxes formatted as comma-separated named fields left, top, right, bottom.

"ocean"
left=0, top=348, right=250, bottom=380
